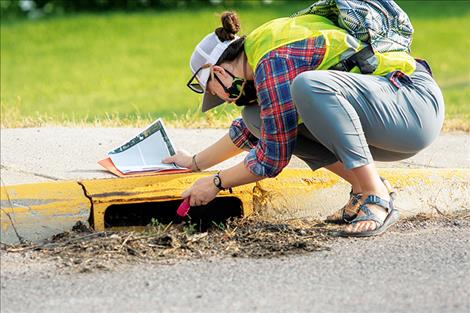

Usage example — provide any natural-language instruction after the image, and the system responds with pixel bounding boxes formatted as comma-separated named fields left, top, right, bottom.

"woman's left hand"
left=182, top=175, right=219, bottom=206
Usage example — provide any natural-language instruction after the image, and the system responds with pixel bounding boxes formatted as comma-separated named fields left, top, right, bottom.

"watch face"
left=213, top=175, right=221, bottom=187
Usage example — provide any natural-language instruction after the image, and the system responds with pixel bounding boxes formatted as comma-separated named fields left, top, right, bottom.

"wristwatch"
left=213, top=172, right=227, bottom=191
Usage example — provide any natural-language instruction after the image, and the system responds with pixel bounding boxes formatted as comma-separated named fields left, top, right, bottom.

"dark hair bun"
left=215, top=11, right=240, bottom=41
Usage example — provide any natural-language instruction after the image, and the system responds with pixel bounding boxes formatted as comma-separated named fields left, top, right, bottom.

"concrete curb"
left=1, top=181, right=91, bottom=244
left=1, top=168, right=469, bottom=244
left=254, top=168, right=470, bottom=220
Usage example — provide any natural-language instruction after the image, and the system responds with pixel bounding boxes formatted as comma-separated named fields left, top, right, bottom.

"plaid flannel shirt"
left=229, top=37, right=326, bottom=177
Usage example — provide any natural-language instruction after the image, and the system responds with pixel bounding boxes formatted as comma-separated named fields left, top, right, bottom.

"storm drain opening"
left=103, top=197, right=244, bottom=232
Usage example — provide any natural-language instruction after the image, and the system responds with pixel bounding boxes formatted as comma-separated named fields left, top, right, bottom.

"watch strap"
left=214, top=172, right=233, bottom=193
left=214, top=173, right=225, bottom=190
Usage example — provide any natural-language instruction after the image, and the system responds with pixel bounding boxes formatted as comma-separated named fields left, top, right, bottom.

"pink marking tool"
left=176, top=197, right=190, bottom=217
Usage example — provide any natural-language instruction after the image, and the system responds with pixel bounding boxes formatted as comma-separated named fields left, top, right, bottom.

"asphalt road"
left=2, top=221, right=469, bottom=313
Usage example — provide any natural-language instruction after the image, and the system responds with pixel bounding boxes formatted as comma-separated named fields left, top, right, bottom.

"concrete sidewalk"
left=1, top=127, right=469, bottom=185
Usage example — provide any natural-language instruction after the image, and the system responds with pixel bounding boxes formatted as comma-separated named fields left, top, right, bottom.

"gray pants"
left=242, top=69, right=444, bottom=170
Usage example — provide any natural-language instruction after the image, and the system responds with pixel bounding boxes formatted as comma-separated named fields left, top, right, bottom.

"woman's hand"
left=182, top=176, right=219, bottom=206
left=162, top=149, right=192, bottom=169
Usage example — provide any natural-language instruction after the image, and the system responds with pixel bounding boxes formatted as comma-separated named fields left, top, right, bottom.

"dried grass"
left=1, top=218, right=333, bottom=273
left=2, top=102, right=468, bottom=132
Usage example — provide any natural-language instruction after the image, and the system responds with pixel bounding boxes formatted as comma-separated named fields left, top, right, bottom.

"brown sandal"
left=325, top=177, right=396, bottom=224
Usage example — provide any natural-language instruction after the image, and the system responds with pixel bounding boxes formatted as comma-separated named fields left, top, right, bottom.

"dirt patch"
left=2, top=213, right=468, bottom=273
left=0, top=218, right=334, bottom=273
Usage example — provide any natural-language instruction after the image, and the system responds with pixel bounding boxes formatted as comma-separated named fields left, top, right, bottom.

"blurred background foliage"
left=1, top=0, right=469, bottom=129
left=1, top=0, right=275, bottom=19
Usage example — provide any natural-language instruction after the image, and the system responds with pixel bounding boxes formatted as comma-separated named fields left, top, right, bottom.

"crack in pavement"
left=1, top=164, right=62, bottom=181
left=0, top=179, right=25, bottom=244
left=76, top=181, right=95, bottom=227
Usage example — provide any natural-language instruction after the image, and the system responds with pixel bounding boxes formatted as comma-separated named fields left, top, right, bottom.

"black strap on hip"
left=329, top=46, right=434, bottom=77
left=329, top=45, right=377, bottom=74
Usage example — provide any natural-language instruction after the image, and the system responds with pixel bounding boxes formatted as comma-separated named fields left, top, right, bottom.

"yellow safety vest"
left=245, top=15, right=416, bottom=77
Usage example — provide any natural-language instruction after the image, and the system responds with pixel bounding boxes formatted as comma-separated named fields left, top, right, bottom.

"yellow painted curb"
left=255, top=168, right=470, bottom=220
left=81, top=168, right=469, bottom=229
left=1, top=168, right=468, bottom=243
left=1, top=181, right=91, bottom=244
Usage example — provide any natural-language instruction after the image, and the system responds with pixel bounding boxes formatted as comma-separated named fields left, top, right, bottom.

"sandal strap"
left=363, top=195, right=393, bottom=213
left=348, top=189, right=362, bottom=202
left=350, top=193, right=362, bottom=206
left=351, top=192, right=362, bottom=201
left=349, top=194, right=394, bottom=227
left=350, top=208, right=383, bottom=226
left=341, top=191, right=362, bottom=222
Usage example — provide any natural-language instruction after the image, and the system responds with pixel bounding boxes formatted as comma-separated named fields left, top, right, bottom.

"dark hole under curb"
left=104, top=197, right=244, bottom=232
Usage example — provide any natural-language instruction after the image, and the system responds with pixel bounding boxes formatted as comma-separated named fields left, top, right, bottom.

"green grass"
left=1, top=1, right=470, bottom=129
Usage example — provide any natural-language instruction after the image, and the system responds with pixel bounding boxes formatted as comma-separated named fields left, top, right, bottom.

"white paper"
left=107, top=119, right=183, bottom=173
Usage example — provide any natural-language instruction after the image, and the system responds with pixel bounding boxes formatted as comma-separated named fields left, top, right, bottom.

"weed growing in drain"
left=146, top=218, right=174, bottom=235
left=146, top=216, right=236, bottom=237
left=149, top=218, right=161, bottom=228
left=182, top=222, right=198, bottom=236
left=212, top=221, right=226, bottom=232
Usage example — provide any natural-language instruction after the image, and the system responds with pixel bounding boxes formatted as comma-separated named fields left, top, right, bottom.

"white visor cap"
left=189, top=32, right=239, bottom=112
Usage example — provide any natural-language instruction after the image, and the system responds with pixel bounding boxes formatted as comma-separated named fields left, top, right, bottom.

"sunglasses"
left=187, top=64, right=244, bottom=100
left=186, top=64, right=211, bottom=94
